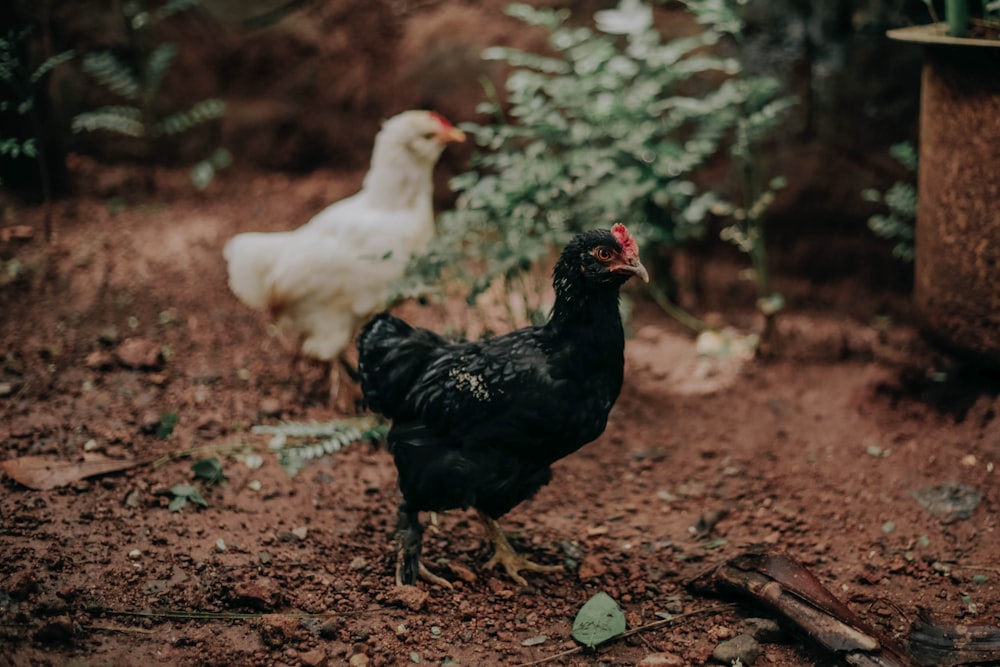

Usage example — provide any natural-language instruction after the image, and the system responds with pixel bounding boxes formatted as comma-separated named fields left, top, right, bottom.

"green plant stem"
left=946, top=0, right=970, bottom=36
left=644, top=282, right=706, bottom=333
left=27, top=105, right=53, bottom=242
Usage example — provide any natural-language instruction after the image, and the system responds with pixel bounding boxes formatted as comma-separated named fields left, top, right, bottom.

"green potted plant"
left=887, top=2, right=1000, bottom=368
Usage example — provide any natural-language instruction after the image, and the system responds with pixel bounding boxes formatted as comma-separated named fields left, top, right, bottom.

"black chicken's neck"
left=546, top=282, right=625, bottom=352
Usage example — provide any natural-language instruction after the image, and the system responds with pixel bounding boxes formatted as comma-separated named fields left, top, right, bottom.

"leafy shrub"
left=71, top=0, right=227, bottom=189
left=862, top=142, right=916, bottom=262
left=0, top=29, right=74, bottom=162
left=1, top=28, right=74, bottom=240
left=403, top=0, right=793, bottom=323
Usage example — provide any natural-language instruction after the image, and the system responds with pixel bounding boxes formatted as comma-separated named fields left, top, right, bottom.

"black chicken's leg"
left=395, top=502, right=452, bottom=588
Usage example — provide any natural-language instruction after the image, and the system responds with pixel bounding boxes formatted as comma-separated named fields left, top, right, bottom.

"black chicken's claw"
left=484, top=545, right=563, bottom=587
left=479, top=512, right=562, bottom=586
left=394, top=547, right=453, bottom=589
left=418, top=562, right=453, bottom=589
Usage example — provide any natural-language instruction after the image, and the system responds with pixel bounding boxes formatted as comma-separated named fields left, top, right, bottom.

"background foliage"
left=862, top=141, right=917, bottom=263
left=401, top=0, right=794, bottom=325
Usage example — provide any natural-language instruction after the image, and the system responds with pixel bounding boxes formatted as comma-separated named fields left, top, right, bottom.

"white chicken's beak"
left=438, top=126, right=467, bottom=144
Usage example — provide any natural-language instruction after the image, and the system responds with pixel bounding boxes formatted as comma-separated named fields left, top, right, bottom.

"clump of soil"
left=1, top=167, right=998, bottom=667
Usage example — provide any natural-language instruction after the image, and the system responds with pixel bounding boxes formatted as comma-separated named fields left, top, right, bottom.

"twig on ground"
left=150, top=439, right=255, bottom=469
left=85, top=607, right=338, bottom=622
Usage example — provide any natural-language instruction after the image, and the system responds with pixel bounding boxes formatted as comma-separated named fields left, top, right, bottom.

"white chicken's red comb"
left=429, top=112, right=454, bottom=130
left=611, top=223, right=639, bottom=259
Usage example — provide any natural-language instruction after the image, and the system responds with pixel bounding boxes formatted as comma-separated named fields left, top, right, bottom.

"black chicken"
left=357, top=224, right=648, bottom=586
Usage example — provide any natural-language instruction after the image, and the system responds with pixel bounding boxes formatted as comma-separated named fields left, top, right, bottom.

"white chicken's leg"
left=477, top=511, right=562, bottom=586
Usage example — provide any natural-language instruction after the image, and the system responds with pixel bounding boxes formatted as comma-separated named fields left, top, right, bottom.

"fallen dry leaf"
left=1, top=455, right=145, bottom=491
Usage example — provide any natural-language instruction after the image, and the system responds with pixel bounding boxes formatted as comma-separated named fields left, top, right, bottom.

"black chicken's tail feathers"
left=357, top=313, right=446, bottom=417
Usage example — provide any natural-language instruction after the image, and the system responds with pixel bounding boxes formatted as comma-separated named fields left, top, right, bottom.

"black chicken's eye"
left=594, top=247, right=613, bottom=262
left=423, top=132, right=437, bottom=140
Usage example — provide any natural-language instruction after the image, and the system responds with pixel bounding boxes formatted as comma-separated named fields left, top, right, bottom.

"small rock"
left=349, top=556, right=368, bottom=571
left=139, top=411, right=162, bottom=434
left=0, top=381, right=13, bottom=397
left=128, top=549, right=142, bottom=560
left=299, top=648, right=327, bottom=667
left=1, top=225, right=34, bottom=242
left=711, top=634, right=760, bottom=665
left=577, top=554, right=607, bottom=581
left=348, top=654, right=370, bottom=667
left=257, top=613, right=300, bottom=647
left=291, top=526, right=309, bottom=540
left=316, top=621, right=340, bottom=639
left=259, top=397, right=282, bottom=417
left=84, top=350, right=116, bottom=370
left=115, top=338, right=164, bottom=369
left=912, top=482, right=983, bottom=523
left=637, top=652, right=684, bottom=667
left=743, top=617, right=784, bottom=643
left=98, top=327, right=120, bottom=345
left=662, top=597, right=684, bottom=614
left=387, top=585, right=429, bottom=612
left=6, top=571, right=40, bottom=599
left=123, top=489, right=142, bottom=508
left=234, top=578, right=282, bottom=610
left=196, top=413, right=226, bottom=437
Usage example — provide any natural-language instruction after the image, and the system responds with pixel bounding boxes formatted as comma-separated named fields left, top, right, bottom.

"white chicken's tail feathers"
left=223, top=232, right=284, bottom=311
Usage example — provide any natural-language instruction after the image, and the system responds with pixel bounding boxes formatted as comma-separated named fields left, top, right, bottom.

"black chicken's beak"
left=619, top=258, right=649, bottom=283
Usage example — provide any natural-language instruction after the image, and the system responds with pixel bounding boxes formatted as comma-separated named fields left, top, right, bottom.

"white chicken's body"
left=223, top=111, right=464, bottom=397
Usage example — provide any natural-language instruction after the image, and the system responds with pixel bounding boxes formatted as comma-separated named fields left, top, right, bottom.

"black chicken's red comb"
left=611, top=223, right=639, bottom=259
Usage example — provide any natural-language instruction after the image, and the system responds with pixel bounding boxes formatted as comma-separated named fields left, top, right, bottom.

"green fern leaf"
left=29, top=49, right=75, bottom=84
left=145, top=43, right=176, bottom=94
left=71, top=106, right=145, bottom=136
left=81, top=52, right=139, bottom=101
left=156, top=98, right=225, bottom=136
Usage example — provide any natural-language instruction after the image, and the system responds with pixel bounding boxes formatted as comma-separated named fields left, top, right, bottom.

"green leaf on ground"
left=572, top=592, right=626, bottom=648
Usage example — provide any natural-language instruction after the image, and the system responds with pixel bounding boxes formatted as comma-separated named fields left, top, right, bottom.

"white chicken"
left=223, top=110, right=466, bottom=405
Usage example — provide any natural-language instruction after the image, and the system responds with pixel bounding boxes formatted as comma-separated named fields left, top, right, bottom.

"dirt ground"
left=1, top=167, right=998, bottom=667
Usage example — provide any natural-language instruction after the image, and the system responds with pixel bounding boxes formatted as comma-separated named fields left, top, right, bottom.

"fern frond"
left=152, top=0, right=201, bottom=24
left=29, top=49, right=75, bottom=84
left=156, top=98, right=225, bottom=136
left=71, top=106, right=145, bottom=136
left=81, top=51, right=139, bottom=101
left=253, top=416, right=388, bottom=476
left=145, top=43, right=176, bottom=95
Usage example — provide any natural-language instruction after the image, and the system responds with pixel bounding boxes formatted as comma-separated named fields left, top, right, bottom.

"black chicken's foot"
left=394, top=545, right=453, bottom=589
left=477, top=511, right=562, bottom=586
